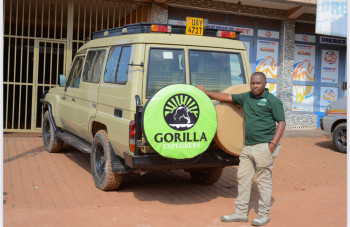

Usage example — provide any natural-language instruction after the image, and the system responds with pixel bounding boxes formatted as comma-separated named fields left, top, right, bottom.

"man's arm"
left=268, top=121, right=286, bottom=153
left=198, top=85, right=233, bottom=103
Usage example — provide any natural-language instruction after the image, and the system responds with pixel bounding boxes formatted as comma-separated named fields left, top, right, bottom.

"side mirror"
left=59, top=74, right=67, bottom=87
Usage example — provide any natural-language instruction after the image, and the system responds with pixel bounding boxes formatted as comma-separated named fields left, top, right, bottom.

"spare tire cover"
left=213, top=84, right=250, bottom=156
left=142, top=84, right=217, bottom=159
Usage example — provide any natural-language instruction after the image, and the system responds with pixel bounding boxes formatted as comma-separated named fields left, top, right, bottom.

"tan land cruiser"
left=41, top=20, right=251, bottom=191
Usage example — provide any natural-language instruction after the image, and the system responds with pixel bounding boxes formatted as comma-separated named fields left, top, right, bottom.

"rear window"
left=146, top=48, right=185, bottom=98
left=190, top=50, right=245, bottom=93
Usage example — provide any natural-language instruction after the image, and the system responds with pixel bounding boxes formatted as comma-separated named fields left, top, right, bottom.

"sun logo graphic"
left=324, top=51, right=337, bottom=64
left=256, top=56, right=278, bottom=79
left=322, top=89, right=336, bottom=103
left=163, top=94, right=199, bottom=131
left=293, top=60, right=315, bottom=81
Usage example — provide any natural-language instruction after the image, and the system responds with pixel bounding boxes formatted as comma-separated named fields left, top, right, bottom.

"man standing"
left=198, top=72, right=286, bottom=226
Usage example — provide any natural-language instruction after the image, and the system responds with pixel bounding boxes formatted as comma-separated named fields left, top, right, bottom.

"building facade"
left=3, top=0, right=347, bottom=132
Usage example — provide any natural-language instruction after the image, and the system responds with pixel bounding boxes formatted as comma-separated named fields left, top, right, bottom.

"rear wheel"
left=333, top=123, right=347, bottom=153
left=189, top=167, right=223, bottom=185
left=42, top=111, right=63, bottom=153
left=91, top=130, right=123, bottom=191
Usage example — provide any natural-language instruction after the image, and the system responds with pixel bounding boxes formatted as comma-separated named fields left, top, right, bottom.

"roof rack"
left=92, top=22, right=241, bottom=40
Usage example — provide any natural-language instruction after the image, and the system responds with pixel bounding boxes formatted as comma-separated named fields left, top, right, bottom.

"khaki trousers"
left=234, top=143, right=281, bottom=217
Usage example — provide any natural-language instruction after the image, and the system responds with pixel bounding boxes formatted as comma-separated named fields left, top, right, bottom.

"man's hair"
left=251, top=72, right=266, bottom=81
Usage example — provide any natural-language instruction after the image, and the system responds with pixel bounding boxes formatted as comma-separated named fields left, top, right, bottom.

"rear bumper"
left=123, top=149, right=239, bottom=170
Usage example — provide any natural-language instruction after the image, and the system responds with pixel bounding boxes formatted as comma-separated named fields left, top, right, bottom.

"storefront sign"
left=320, top=87, right=338, bottom=111
left=321, top=49, right=339, bottom=83
left=256, top=40, right=279, bottom=79
left=320, top=36, right=346, bottom=45
left=316, top=0, right=347, bottom=37
left=295, top=34, right=316, bottom=43
left=293, top=85, right=314, bottom=112
left=293, top=44, right=316, bottom=81
left=207, top=24, right=254, bottom=36
left=258, top=29, right=279, bottom=39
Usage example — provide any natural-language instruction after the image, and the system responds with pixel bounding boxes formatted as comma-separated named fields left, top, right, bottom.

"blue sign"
left=316, top=0, right=347, bottom=37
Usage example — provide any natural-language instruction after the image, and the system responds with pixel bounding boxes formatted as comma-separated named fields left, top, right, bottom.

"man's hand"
left=268, top=142, right=276, bottom=153
left=197, top=85, right=233, bottom=103
left=197, top=85, right=207, bottom=94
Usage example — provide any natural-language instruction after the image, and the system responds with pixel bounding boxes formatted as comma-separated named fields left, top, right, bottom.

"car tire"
left=189, top=167, right=223, bottom=185
left=91, top=130, right=123, bottom=191
left=42, top=111, right=63, bottom=153
left=332, top=123, right=347, bottom=153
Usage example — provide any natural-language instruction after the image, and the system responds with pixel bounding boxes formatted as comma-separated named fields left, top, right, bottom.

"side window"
left=83, top=50, right=106, bottom=83
left=104, top=46, right=131, bottom=84
left=66, top=56, right=85, bottom=88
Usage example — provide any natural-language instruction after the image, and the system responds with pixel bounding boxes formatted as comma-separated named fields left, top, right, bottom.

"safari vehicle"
left=320, top=96, right=347, bottom=153
left=41, top=20, right=251, bottom=191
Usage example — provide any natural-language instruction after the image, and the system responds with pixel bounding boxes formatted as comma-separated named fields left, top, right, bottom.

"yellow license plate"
left=186, top=17, right=204, bottom=36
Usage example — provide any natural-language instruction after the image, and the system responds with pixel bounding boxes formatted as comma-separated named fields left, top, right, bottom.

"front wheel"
left=189, top=167, right=223, bottom=185
left=333, top=123, right=347, bottom=153
left=42, top=111, right=63, bottom=153
left=91, top=130, right=123, bottom=191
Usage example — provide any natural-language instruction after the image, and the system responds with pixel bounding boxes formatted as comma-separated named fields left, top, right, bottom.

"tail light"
left=151, top=25, right=171, bottom=33
left=216, top=30, right=236, bottom=39
left=129, top=121, right=136, bottom=152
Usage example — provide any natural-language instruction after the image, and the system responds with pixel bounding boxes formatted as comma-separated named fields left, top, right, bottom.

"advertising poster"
left=256, top=40, right=279, bottom=79
left=292, top=85, right=314, bottom=112
left=293, top=44, right=315, bottom=81
left=266, top=82, right=277, bottom=96
left=321, top=49, right=339, bottom=83
left=320, top=87, right=338, bottom=111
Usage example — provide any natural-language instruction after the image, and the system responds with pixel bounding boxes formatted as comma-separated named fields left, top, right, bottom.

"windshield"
left=190, top=50, right=245, bottom=93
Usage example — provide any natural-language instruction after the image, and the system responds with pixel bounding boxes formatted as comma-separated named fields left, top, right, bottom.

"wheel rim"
left=95, top=144, right=106, bottom=178
left=43, top=119, right=51, bottom=147
left=335, top=128, right=347, bottom=149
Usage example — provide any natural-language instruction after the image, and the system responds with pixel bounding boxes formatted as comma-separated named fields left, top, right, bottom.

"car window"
left=83, top=50, right=106, bottom=83
left=189, top=50, right=245, bottom=93
left=104, top=46, right=131, bottom=84
left=146, top=48, right=185, bottom=98
left=66, top=56, right=85, bottom=88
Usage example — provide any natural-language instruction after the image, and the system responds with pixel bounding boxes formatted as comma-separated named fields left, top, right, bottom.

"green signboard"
left=142, top=84, right=217, bottom=159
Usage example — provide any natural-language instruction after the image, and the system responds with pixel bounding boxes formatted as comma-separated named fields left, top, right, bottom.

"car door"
left=59, top=55, right=85, bottom=134
left=74, top=49, right=106, bottom=142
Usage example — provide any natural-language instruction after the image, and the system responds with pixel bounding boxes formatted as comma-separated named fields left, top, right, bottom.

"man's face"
left=250, top=74, right=267, bottom=97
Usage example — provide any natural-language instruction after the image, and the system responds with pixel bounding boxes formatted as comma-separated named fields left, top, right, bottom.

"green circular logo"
left=142, top=84, right=217, bottom=159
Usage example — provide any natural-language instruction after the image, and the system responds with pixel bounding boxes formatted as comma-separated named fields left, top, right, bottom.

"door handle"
left=72, top=97, right=75, bottom=102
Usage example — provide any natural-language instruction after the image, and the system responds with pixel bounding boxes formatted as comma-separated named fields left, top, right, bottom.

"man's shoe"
left=220, top=213, right=248, bottom=223
left=251, top=215, right=270, bottom=226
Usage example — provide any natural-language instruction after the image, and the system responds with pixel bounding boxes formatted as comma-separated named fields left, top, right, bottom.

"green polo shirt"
left=232, top=88, right=285, bottom=145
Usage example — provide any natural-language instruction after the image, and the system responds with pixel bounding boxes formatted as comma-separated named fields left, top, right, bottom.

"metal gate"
left=3, top=0, right=150, bottom=132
